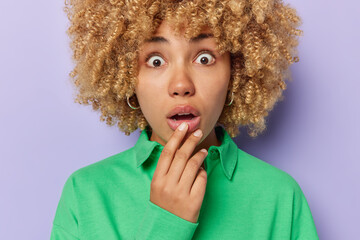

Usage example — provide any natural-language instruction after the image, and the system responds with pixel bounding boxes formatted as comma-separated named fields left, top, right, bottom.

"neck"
left=193, top=127, right=221, bottom=157
left=149, top=126, right=222, bottom=159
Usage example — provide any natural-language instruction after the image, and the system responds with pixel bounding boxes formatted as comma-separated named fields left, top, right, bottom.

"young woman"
left=51, top=0, right=319, bottom=239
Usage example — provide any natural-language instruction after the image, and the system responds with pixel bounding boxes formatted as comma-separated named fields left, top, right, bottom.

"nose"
left=168, top=64, right=195, bottom=98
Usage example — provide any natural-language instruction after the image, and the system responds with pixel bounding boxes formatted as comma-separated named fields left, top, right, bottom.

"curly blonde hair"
left=64, top=0, right=302, bottom=138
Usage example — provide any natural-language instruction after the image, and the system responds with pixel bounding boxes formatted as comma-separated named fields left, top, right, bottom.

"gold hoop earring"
left=127, top=95, right=140, bottom=110
left=226, top=91, right=234, bottom=106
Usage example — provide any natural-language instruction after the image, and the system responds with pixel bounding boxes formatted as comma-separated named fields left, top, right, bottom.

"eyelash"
left=144, top=50, right=216, bottom=68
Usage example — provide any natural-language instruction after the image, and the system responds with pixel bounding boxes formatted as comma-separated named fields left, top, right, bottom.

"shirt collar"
left=134, top=126, right=238, bottom=181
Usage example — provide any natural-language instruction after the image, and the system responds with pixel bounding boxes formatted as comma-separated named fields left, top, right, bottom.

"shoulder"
left=235, top=148, right=302, bottom=194
left=65, top=147, right=136, bottom=187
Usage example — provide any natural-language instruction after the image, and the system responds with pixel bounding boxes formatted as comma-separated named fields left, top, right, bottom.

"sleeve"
left=50, top=174, right=79, bottom=240
left=134, top=200, right=199, bottom=240
left=291, top=182, right=319, bottom=240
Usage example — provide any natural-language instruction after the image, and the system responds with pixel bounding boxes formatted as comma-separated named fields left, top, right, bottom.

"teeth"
left=177, top=113, right=191, bottom=116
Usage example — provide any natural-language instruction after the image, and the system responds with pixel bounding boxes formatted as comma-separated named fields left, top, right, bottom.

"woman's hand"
left=150, top=122, right=208, bottom=223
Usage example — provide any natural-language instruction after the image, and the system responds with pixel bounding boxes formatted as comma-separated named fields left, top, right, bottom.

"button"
left=209, top=149, right=219, bottom=160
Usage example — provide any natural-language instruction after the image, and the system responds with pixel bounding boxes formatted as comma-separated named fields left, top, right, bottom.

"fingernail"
left=178, top=122, right=187, bottom=131
left=193, top=129, right=202, bottom=137
left=200, top=149, right=207, bottom=154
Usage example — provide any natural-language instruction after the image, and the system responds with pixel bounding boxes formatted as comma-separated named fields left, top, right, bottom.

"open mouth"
left=167, top=114, right=201, bottom=132
left=170, top=113, right=196, bottom=121
left=166, top=105, right=201, bottom=132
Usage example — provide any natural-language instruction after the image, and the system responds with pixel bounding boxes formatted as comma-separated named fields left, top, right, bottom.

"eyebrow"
left=145, top=33, right=214, bottom=44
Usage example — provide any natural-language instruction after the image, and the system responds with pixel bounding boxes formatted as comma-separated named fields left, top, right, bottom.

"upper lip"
left=166, top=105, right=200, bottom=118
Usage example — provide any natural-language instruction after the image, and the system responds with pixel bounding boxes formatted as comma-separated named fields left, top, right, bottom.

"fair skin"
left=135, top=20, right=231, bottom=223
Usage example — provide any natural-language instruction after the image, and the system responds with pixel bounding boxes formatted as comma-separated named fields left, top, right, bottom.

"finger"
left=166, top=129, right=203, bottom=185
left=190, top=166, right=207, bottom=199
left=153, top=122, right=188, bottom=179
left=178, top=149, right=208, bottom=193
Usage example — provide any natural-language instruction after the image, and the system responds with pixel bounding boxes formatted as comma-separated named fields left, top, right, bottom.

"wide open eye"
left=194, top=52, right=215, bottom=65
left=146, top=55, right=166, bottom=68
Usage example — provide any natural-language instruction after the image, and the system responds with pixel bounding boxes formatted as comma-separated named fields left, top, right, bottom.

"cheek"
left=137, top=68, right=167, bottom=91
left=199, top=83, right=227, bottom=119
left=203, top=71, right=230, bottom=98
left=201, top=71, right=230, bottom=116
left=135, top=77, right=164, bottom=120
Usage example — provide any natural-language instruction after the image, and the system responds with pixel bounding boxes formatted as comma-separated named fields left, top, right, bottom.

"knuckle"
left=151, top=176, right=166, bottom=188
left=150, top=179, right=161, bottom=190
left=188, top=159, right=200, bottom=171
left=175, top=150, right=188, bottom=160
left=173, top=191, right=184, bottom=202
left=161, top=148, right=172, bottom=157
left=198, top=171, right=207, bottom=181
left=176, top=185, right=187, bottom=195
left=162, top=186, right=173, bottom=196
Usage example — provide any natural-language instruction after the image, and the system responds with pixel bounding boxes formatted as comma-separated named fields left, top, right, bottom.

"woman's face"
left=136, top=20, right=231, bottom=148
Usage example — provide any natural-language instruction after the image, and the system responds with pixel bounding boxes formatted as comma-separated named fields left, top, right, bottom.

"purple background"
left=1, top=1, right=359, bottom=239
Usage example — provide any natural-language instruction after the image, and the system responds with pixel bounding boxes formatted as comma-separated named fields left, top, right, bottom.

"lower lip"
left=167, top=116, right=201, bottom=132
